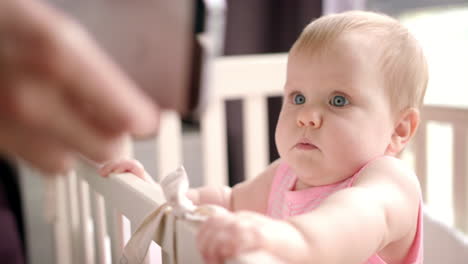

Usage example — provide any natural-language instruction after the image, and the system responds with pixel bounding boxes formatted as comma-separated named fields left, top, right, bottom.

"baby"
left=101, top=11, right=428, bottom=264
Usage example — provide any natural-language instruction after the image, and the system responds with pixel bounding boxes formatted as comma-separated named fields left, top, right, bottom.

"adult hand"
left=0, top=0, right=159, bottom=174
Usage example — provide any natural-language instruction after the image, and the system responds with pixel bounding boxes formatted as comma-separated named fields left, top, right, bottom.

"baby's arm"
left=196, top=160, right=294, bottom=263
left=284, top=156, right=421, bottom=263
left=186, top=186, right=232, bottom=209
left=229, top=159, right=280, bottom=212
left=99, top=158, right=279, bottom=213
left=99, top=159, right=232, bottom=208
left=189, top=159, right=280, bottom=211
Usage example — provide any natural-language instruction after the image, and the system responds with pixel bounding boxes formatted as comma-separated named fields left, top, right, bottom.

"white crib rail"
left=57, top=161, right=278, bottom=264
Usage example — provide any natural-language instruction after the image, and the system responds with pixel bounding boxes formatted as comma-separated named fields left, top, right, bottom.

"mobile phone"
left=48, top=0, right=225, bottom=117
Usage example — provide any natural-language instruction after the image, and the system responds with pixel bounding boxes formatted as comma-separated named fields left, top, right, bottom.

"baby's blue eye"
left=293, top=94, right=306, bottom=105
left=330, top=95, right=349, bottom=107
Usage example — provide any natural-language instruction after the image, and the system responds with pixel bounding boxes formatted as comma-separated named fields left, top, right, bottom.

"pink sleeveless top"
left=267, top=159, right=423, bottom=264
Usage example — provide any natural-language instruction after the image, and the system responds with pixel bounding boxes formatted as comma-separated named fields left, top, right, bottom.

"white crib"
left=23, top=54, right=468, bottom=264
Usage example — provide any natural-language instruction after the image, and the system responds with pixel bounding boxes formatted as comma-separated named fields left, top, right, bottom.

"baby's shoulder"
left=356, top=156, right=421, bottom=194
left=231, top=159, right=282, bottom=212
left=365, top=156, right=414, bottom=175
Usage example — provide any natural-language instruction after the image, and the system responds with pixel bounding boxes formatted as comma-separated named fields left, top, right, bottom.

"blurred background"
left=12, top=0, right=468, bottom=263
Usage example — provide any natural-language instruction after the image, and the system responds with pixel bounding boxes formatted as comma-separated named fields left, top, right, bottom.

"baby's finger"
left=205, top=231, right=225, bottom=261
left=114, top=160, right=145, bottom=178
left=197, top=217, right=225, bottom=260
left=98, top=162, right=118, bottom=177
left=113, top=160, right=141, bottom=175
left=114, top=166, right=130, bottom=174
left=213, top=229, right=236, bottom=260
left=200, top=216, right=237, bottom=261
left=99, top=160, right=123, bottom=177
left=99, top=159, right=144, bottom=178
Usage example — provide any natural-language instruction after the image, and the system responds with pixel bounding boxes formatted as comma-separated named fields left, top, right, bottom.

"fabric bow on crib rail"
left=120, top=167, right=285, bottom=264
left=120, top=166, right=211, bottom=264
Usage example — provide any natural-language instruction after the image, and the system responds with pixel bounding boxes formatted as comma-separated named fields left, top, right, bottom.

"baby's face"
left=275, top=35, right=396, bottom=188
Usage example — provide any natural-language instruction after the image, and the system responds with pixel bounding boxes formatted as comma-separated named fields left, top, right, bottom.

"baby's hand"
left=196, top=210, right=293, bottom=264
left=99, top=159, right=155, bottom=184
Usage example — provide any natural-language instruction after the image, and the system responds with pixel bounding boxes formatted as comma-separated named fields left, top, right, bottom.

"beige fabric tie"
left=119, top=167, right=211, bottom=264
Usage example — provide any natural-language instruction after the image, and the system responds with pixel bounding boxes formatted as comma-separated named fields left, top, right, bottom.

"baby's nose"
left=297, top=111, right=322, bottom=128
left=297, top=120, right=318, bottom=127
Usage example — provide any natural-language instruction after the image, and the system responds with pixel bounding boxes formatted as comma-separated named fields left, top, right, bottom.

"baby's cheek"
left=331, top=139, right=371, bottom=173
left=274, top=126, right=288, bottom=156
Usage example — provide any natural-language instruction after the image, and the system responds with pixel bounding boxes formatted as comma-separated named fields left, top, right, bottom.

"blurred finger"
left=0, top=118, right=73, bottom=174
left=3, top=0, right=159, bottom=136
left=17, top=140, right=74, bottom=175
left=198, top=215, right=233, bottom=262
left=197, top=218, right=220, bottom=259
left=43, top=17, right=159, bottom=136
left=8, top=77, right=126, bottom=163
left=209, top=227, right=235, bottom=261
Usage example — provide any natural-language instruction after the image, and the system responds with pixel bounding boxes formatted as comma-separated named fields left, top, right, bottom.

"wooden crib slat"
left=53, top=174, right=73, bottom=264
left=77, top=179, right=96, bottom=264
left=156, top=111, right=183, bottom=180
left=453, top=125, right=468, bottom=233
left=243, top=96, right=269, bottom=180
left=72, top=137, right=138, bottom=263
left=106, top=208, right=124, bottom=263
left=77, top=163, right=166, bottom=227
left=201, top=98, right=228, bottom=186
left=65, top=170, right=84, bottom=264
left=205, top=53, right=286, bottom=185
left=176, top=220, right=205, bottom=263
left=211, top=54, right=286, bottom=100
left=76, top=162, right=167, bottom=263
left=422, top=105, right=468, bottom=232
left=101, top=138, right=131, bottom=264
left=91, top=191, right=111, bottom=264
left=423, top=105, right=468, bottom=124
left=74, top=163, right=166, bottom=263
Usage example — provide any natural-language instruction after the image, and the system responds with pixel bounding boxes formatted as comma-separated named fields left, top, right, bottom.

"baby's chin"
left=286, top=158, right=328, bottom=183
left=285, top=156, right=355, bottom=186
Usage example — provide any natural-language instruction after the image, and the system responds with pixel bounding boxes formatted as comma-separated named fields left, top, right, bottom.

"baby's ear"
left=387, top=108, right=420, bottom=155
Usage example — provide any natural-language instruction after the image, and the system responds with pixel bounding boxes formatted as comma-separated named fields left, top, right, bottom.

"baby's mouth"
left=294, top=139, right=319, bottom=150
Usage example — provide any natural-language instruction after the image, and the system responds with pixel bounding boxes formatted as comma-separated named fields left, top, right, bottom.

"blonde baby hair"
left=291, top=11, right=428, bottom=112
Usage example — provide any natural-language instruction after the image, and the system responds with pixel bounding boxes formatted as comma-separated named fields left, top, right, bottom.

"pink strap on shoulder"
left=267, top=162, right=290, bottom=216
